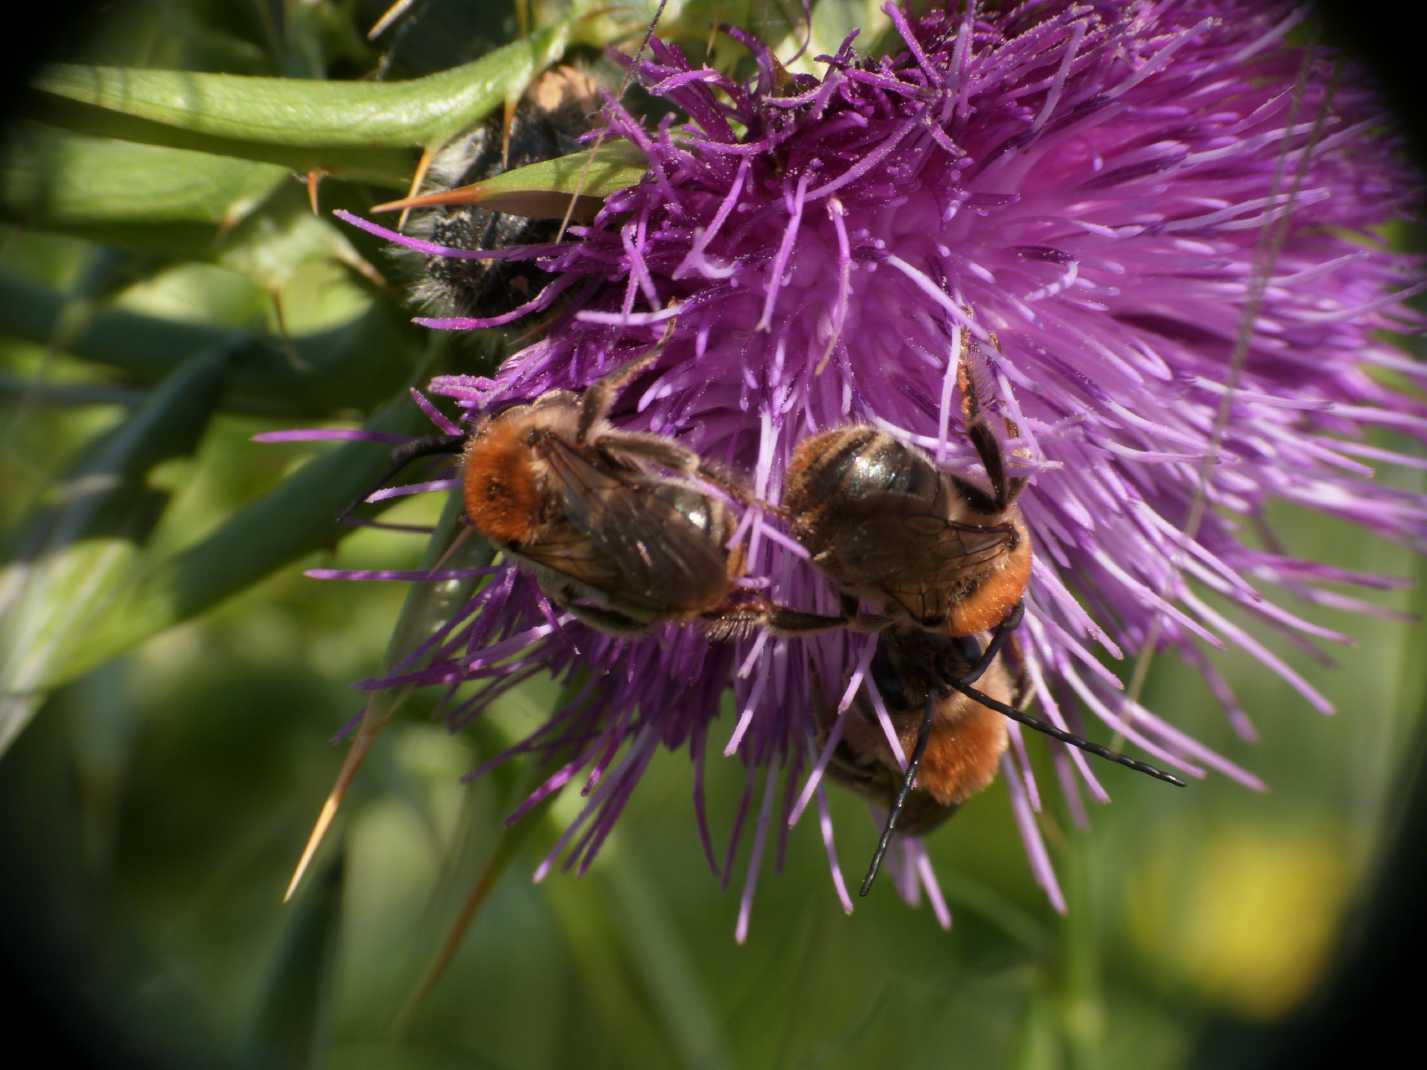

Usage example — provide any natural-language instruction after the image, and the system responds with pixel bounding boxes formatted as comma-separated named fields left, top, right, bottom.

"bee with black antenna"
left=784, top=352, right=1185, bottom=894
left=820, top=629, right=1027, bottom=846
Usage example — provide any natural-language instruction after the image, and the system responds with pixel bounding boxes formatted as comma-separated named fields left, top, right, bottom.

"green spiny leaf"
left=0, top=126, right=384, bottom=294
left=0, top=271, right=419, bottom=417
left=245, top=848, right=345, bottom=1069
left=0, top=344, right=231, bottom=753
left=1, top=121, right=287, bottom=230
left=31, top=384, right=437, bottom=691
left=28, top=20, right=585, bottom=186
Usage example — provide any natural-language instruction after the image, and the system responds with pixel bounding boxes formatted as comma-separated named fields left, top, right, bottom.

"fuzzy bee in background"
left=408, top=65, right=602, bottom=320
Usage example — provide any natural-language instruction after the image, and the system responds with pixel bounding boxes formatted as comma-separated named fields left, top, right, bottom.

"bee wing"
left=831, top=493, right=1017, bottom=619
left=507, top=506, right=626, bottom=590
left=533, top=435, right=732, bottom=613
left=837, top=493, right=1016, bottom=578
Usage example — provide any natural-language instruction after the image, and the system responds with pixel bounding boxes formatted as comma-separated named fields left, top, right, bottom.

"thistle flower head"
left=340, top=0, right=1426, bottom=935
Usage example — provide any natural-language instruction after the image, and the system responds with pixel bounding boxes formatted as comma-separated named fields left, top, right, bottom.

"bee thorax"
left=463, top=420, right=541, bottom=544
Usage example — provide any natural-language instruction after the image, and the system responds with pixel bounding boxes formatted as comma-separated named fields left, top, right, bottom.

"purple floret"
left=331, top=1, right=1425, bottom=934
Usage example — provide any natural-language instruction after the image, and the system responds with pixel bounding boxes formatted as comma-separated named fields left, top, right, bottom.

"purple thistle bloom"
left=327, top=0, right=1425, bottom=936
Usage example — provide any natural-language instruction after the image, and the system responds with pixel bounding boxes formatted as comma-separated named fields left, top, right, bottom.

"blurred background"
left=2, top=2, right=1423, bottom=1067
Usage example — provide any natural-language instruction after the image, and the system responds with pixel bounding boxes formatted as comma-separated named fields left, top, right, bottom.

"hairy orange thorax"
left=463, top=420, right=540, bottom=544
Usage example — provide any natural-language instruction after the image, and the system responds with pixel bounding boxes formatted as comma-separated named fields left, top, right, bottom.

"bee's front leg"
left=700, top=599, right=890, bottom=642
left=947, top=601, right=1024, bottom=691
left=599, top=431, right=753, bottom=505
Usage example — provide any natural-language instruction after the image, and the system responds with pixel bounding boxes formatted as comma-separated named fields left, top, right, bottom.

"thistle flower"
left=334, top=0, right=1426, bottom=936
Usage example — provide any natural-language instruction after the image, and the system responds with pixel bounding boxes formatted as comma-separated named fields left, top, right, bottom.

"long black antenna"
left=948, top=680, right=1186, bottom=787
left=860, top=693, right=937, bottom=897
left=337, top=433, right=465, bottom=527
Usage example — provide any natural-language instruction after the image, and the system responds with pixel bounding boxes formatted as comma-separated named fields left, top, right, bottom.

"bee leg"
left=760, top=602, right=890, bottom=636
left=859, top=693, right=937, bottom=897
left=700, top=607, right=767, bottom=642
left=835, top=595, right=894, bottom=633
left=953, top=601, right=1025, bottom=689
left=700, top=602, right=888, bottom=641
left=336, top=433, right=465, bottom=528
left=597, top=431, right=752, bottom=505
left=716, top=593, right=891, bottom=638
left=999, top=636, right=1036, bottom=710
left=701, top=604, right=845, bottom=642
left=958, top=361, right=1026, bottom=509
left=765, top=606, right=863, bottom=634
left=576, top=352, right=662, bottom=443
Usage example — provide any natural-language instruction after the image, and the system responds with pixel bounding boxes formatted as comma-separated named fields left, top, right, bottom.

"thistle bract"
left=340, top=0, right=1426, bottom=934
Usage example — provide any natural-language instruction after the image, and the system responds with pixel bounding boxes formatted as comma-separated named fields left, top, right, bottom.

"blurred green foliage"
left=1, top=2, right=1423, bottom=1068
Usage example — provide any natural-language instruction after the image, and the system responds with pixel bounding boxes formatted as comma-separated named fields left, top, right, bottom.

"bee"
left=823, top=629, right=1021, bottom=842
left=402, top=65, right=603, bottom=321
left=782, top=362, right=1030, bottom=639
left=362, top=353, right=843, bottom=638
left=456, top=353, right=751, bottom=634
left=822, top=626, right=1183, bottom=894
left=785, top=363, right=1183, bottom=892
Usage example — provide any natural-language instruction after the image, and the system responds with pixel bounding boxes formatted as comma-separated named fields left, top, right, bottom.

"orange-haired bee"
left=783, top=363, right=1030, bottom=638
left=823, top=629, right=1019, bottom=838
left=457, top=354, right=751, bottom=634
left=366, top=354, right=842, bottom=638
left=786, top=366, right=1182, bottom=892
left=822, top=627, right=1184, bottom=894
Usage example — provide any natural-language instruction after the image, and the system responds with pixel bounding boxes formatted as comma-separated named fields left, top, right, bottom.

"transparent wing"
left=529, top=434, right=733, bottom=614
left=830, top=492, right=1017, bottom=614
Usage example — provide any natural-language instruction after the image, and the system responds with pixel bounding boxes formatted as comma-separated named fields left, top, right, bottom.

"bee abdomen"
left=920, top=707, right=1008, bottom=806
left=785, top=427, right=938, bottom=545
